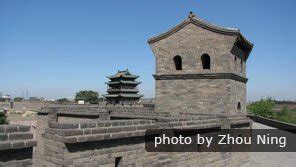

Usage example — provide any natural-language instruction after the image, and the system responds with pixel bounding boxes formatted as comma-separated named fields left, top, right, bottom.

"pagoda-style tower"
left=104, top=69, right=143, bottom=105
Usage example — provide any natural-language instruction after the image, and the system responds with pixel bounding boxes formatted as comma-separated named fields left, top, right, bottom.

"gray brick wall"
left=33, top=113, right=49, bottom=166
left=155, top=79, right=232, bottom=115
left=149, top=23, right=238, bottom=75
left=0, top=124, right=36, bottom=167
left=35, top=109, right=250, bottom=167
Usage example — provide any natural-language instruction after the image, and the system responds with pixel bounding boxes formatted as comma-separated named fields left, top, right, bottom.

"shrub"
left=247, top=97, right=275, bottom=117
left=0, top=112, right=8, bottom=124
left=57, top=98, right=70, bottom=104
left=14, top=97, right=23, bottom=102
left=276, top=106, right=290, bottom=117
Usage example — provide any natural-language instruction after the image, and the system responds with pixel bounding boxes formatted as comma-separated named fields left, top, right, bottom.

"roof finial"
left=188, top=11, right=195, bottom=19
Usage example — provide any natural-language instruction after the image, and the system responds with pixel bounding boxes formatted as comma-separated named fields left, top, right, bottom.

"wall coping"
left=0, top=124, right=36, bottom=151
left=248, top=115, right=296, bottom=133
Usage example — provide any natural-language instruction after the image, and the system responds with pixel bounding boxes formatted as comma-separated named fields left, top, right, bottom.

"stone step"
left=0, top=125, right=31, bottom=134
left=0, top=132, right=33, bottom=141
left=63, top=130, right=147, bottom=143
left=53, top=123, right=157, bottom=137
left=230, top=119, right=251, bottom=125
left=174, top=123, right=221, bottom=129
left=228, top=117, right=250, bottom=122
left=170, top=119, right=220, bottom=127
left=186, top=119, right=220, bottom=124
left=0, top=139, right=37, bottom=150
left=228, top=117, right=249, bottom=120
left=49, top=119, right=155, bottom=129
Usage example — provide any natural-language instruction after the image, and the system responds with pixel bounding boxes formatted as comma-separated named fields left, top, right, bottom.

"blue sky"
left=0, top=0, right=295, bottom=101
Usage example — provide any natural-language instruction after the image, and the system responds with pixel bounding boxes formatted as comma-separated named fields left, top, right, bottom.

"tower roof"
left=103, top=93, right=143, bottom=98
left=148, top=11, right=253, bottom=59
left=107, top=69, right=139, bottom=79
left=105, top=80, right=141, bottom=85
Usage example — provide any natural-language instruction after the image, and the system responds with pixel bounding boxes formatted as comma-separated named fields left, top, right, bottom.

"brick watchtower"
left=148, top=12, right=253, bottom=115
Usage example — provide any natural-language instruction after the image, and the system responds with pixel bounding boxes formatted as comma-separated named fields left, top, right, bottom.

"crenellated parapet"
left=34, top=107, right=251, bottom=166
left=45, top=119, right=156, bottom=144
left=0, top=124, right=37, bottom=166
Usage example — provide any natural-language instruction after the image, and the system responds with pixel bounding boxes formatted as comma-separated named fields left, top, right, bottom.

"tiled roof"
left=105, top=80, right=141, bottom=85
left=147, top=11, right=253, bottom=59
left=103, top=93, right=143, bottom=98
left=107, top=69, right=139, bottom=79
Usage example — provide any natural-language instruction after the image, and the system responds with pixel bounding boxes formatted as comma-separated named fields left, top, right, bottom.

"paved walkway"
left=249, top=122, right=296, bottom=166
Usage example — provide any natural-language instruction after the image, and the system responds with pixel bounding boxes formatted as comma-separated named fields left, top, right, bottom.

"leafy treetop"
left=75, top=90, right=99, bottom=104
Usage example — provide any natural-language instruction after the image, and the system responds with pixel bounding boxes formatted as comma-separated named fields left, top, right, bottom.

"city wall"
left=0, top=124, right=36, bottom=166
left=33, top=106, right=251, bottom=167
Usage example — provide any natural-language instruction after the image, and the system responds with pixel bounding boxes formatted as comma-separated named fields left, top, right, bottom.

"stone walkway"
left=249, top=122, right=296, bottom=167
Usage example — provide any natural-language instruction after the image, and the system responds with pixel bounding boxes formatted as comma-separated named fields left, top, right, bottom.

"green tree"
left=75, top=90, right=99, bottom=104
left=276, top=106, right=290, bottom=117
left=247, top=97, right=275, bottom=117
left=0, top=112, right=8, bottom=124
left=57, top=98, right=70, bottom=104
left=14, top=97, right=23, bottom=102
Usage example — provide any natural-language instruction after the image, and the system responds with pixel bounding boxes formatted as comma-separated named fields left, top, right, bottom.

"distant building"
left=77, top=100, right=85, bottom=105
left=104, top=69, right=143, bottom=105
left=0, top=95, right=11, bottom=102
left=44, top=98, right=56, bottom=102
left=76, top=97, right=86, bottom=105
left=29, top=97, right=39, bottom=101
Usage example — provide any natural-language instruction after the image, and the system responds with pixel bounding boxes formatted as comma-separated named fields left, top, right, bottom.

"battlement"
left=45, top=119, right=155, bottom=144
left=0, top=124, right=36, bottom=166
left=33, top=106, right=251, bottom=166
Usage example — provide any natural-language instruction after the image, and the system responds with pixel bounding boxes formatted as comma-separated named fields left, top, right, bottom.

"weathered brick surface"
left=35, top=109, right=251, bottom=166
left=155, top=79, right=233, bottom=115
left=33, top=113, right=50, bottom=166
left=148, top=14, right=252, bottom=115
left=0, top=125, right=36, bottom=167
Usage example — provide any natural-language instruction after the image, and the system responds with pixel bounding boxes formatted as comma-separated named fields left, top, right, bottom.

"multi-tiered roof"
left=104, top=69, right=143, bottom=105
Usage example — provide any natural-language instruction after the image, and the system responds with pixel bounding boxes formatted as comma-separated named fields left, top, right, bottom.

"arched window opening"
left=237, top=102, right=241, bottom=110
left=201, top=54, right=211, bottom=69
left=235, top=56, right=237, bottom=61
left=173, top=55, right=182, bottom=70
left=240, top=60, right=243, bottom=73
